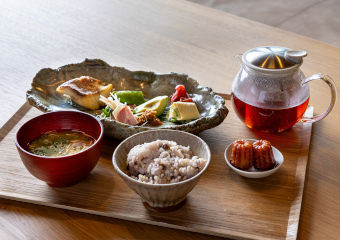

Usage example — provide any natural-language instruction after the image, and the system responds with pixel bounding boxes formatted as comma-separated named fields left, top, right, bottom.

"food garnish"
left=56, top=76, right=113, bottom=110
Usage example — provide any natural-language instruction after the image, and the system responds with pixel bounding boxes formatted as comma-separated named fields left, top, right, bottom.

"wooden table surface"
left=1, top=0, right=339, bottom=239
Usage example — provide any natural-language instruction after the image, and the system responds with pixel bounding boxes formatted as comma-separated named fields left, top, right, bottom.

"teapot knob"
left=284, top=50, right=307, bottom=63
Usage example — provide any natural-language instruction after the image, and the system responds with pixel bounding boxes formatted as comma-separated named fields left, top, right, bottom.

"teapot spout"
left=234, top=54, right=243, bottom=67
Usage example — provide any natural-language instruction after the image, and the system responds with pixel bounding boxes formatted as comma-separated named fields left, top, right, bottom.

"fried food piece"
left=230, top=139, right=253, bottom=170
left=253, top=140, right=275, bottom=170
left=56, top=76, right=113, bottom=110
left=136, top=110, right=162, bottom=126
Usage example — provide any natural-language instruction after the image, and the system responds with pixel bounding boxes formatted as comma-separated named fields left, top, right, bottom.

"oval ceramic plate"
left=224, top=139, right=284, bottom=178
left=27, top=59, right=228, bottom=140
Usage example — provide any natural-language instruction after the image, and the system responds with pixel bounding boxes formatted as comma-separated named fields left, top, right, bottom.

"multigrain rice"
left=126, top=140, right=207, bottom=184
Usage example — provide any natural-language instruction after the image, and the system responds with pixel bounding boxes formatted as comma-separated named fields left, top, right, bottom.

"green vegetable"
left=102, top=106, right=113, bottom=117
left=113, top=91, right=146, bottom=105
left=168, top=117, right=185, bottom=124
left=169, top=117, right=178, bottom=122
left=133, top=96, right=169, bottom=117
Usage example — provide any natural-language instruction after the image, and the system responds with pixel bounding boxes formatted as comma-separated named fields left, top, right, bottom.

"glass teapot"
left=231, top=46, right=337, bottom=133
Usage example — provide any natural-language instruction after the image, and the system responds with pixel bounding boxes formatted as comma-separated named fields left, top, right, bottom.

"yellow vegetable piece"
left=167, top=102, right=200, bottom=121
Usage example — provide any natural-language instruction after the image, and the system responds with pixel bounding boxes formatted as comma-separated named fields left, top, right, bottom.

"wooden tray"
left=0, top=99, right=313, bottom=240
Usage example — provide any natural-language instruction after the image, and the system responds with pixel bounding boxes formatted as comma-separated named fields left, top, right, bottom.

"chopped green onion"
left=102, top=106, right=113, bottom=117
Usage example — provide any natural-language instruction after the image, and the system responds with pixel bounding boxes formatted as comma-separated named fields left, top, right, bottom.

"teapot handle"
left=301, top=73, right=337, bottom=123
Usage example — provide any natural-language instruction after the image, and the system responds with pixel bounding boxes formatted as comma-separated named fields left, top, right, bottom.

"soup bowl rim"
left=15, top=110, right=104, bottom=159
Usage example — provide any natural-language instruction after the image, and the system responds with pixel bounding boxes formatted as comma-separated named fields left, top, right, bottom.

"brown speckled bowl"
left=26, top=59, right=228, bottom=140
left=112, top=130, right=211, bottom=212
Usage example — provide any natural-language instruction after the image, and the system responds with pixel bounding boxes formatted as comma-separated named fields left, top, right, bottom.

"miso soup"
left=28, top=130, right=95, bottom=157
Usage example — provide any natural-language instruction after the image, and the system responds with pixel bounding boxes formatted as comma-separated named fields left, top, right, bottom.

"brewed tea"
left=231, top=93, right=309, bottom=133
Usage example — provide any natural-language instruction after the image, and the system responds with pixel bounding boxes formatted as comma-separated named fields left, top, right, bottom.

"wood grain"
left=1, top=0, right=340, bottom=239
left=0, top=100, right=312, bottom=240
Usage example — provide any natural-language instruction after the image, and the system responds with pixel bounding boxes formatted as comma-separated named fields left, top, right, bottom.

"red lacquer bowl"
left=15, top=111, right=104, bottom=187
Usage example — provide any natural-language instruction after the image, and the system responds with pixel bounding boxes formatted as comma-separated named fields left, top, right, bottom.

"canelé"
left=230, top=139, right=253, bottom=170
left=253, top=140, right=275, bottom=170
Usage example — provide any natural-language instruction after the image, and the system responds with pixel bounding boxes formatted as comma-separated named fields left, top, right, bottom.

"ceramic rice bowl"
left=112, top=130, right=211, bottom=212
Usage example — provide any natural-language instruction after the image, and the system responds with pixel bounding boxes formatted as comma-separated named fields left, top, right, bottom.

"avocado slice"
left=133, top=96, right=169, bottom=117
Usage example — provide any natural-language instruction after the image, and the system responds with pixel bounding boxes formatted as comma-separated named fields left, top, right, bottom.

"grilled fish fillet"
left=56, top=76, right=113, bottom=110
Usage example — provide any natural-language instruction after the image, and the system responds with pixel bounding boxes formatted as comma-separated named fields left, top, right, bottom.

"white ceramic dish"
left=224, top=139, right=284, bottom=178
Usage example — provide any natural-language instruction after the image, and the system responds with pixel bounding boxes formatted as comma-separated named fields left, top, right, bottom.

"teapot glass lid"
left=241, top=46, right=307, bottom=75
